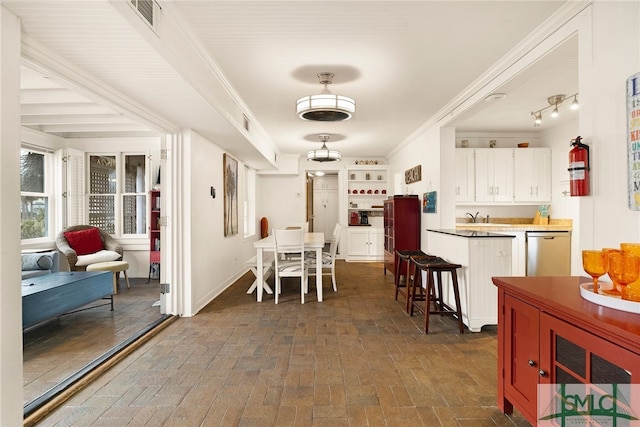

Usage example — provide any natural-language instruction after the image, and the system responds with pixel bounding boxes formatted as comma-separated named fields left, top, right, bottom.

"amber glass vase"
left=582, top=250, right=608, bottom=294
left=603, top=248, right=623, bottom=295
left=620, top=243, right=640, bottom=301
left=608, top=252, right=640, bottom=298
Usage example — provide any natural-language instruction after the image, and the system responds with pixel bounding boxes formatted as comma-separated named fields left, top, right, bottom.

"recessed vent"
left=243, top=115, right=250, bottom=132
left=130, top=0, right=161, bottom=31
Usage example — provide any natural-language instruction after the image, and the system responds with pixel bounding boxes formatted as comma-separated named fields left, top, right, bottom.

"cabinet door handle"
left=539, top=369, right=546, bottom=377
left=528, top=360, right=536, bottom=367
left=495, top=186, right=500, bottom=195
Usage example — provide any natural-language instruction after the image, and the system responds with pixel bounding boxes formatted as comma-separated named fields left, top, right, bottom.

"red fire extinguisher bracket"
left=568, top=136, right=590, bottom=196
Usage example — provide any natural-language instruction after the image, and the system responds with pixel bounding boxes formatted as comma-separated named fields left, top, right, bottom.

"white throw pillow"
left=76, top=250, right=122, bottom=267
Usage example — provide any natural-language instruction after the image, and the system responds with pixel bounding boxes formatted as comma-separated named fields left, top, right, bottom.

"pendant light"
left=296, top=73, right=355, bottom=122
left=307, top=134, right=341, bottom=162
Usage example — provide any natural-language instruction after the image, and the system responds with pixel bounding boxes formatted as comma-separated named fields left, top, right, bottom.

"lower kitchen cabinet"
left=346, top=227, right=383, bottom=261
left=426, top=229, right=513, bottom=332
left=494, top=276, right=640, bottom=426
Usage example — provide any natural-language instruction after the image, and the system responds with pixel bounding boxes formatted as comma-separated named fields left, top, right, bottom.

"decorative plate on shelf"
left=579, top=282, right=640, bottom=314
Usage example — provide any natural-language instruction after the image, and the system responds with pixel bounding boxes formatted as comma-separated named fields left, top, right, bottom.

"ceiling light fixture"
left=530, top=93, right=578, bottom=127
left=484, top=93, right=507, bottom=102
left=570, top=95, right=579, bottom=110
left=307, top=134, right=341, bottom=162
left=532, top=111, right=543, bottom=127
left=296, top=73, right=355, bottom=122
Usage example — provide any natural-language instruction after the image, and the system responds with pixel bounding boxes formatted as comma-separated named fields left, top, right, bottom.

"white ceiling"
left=7, top=1, right=577, bottom=165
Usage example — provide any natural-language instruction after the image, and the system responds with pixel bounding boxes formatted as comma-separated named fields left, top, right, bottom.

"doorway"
left=306, top=171, right=339, bottom=242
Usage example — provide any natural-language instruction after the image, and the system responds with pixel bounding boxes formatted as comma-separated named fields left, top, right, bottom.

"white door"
left=312, top=175, right=339, bottom=240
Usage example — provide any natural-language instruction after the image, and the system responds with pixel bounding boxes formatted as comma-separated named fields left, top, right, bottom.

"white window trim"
left=20, top=147, right=55, bottom=243
left=86, top=151, right=150, bottom=239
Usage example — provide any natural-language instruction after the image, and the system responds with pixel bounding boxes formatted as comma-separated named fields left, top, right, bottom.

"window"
left=20, top=149, right=52, bottom=240
left=88, top=153, right=147, bottom=236
left=244, top=165, right=256, bottom=237
left=122, top=155, right=147, bottom=235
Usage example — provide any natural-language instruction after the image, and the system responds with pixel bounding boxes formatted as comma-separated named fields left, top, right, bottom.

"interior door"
left=311, top=175, right=338, bottom=239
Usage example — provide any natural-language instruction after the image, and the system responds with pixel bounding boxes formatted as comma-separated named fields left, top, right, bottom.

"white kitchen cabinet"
left=346, top=227, right=383, bottom=261
left=475, top=148, right=514, bottom=202
left=514, top=147, right=551, bottom=202
left=426, top=230, right=513, bottom=332
left=455, top=149, right=475, bottom=202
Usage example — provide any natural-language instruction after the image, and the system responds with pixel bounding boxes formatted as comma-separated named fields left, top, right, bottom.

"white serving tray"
left=580, top=282, right=640, bottom=314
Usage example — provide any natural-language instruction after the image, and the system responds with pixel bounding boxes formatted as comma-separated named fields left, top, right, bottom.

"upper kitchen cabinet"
left=455, top=149, right=475, bottom=203
left=514, top=148, right=551, bottom=202
left=475, top=148, right=514, bottom=203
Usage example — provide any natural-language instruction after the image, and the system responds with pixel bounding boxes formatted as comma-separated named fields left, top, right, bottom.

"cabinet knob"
left=539, top=369, right=546, bottom=377
left=528, top=360, right=536, bottom=367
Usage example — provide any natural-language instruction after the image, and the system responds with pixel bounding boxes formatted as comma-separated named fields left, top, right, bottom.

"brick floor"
left=35, top=261, right=530, bottom=426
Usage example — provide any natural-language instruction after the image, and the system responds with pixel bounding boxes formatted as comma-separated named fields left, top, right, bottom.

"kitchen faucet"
left=466, top=211, right=480, bottom=223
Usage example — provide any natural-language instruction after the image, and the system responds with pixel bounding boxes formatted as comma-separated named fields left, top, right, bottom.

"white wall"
left=579, top=1, right=640, bottom=253
left=0, top=6, right=25, bottom=425
left=387, top=125, right=446, bottom=252
left=257, top=174, right=307, bottom=231
left=182, top=129, right=258, bottom=315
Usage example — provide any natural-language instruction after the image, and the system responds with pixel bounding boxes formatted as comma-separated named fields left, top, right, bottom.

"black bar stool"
left=405, top=253, right=438, bottom=313
left=409, top=256, right=464, bottom=334
left=394, top=250, right=426, bottom=310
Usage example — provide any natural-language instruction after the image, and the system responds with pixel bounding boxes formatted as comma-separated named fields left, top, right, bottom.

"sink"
left=456, top=223, right=512, bottom=227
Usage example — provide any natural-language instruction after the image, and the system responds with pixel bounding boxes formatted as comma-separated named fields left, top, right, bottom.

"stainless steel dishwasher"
left=525, top=231, right=571, bottom=276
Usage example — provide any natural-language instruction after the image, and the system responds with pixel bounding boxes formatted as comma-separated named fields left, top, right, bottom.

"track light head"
left=570, top=95, right=579, bottom=110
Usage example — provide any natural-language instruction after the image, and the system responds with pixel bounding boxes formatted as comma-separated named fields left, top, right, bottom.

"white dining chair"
left=273, top=228, right=309, bottom=304
left=307, top=228, right=340, bottom=292
left=287, top=222, right=309, bottom=232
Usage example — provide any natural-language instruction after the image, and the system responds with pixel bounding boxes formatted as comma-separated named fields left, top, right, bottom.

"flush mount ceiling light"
left=530, top=93, right=578, bottom=127
left=307, top=134, right=341, bottom=162
left=484, top=93, right=507, bottom=102
left=296, top=72, right=355, bottom=122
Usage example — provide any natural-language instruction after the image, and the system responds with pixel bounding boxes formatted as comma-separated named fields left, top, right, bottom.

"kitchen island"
left=425, top=229, right=513, bottom=332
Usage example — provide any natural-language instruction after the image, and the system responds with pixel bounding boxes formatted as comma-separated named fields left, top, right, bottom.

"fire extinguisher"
left=568, top=135, right=590, bottom=196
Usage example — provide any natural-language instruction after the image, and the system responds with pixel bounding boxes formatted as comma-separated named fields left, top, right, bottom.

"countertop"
left=455, top=223, right=572, bottom=232
left=427, top=228, right=516, bottom=238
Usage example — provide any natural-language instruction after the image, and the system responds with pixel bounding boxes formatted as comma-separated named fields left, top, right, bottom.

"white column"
left=0, top=5, right=25, bottom=425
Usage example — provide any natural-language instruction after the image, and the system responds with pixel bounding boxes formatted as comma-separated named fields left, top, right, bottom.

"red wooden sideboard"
left=492, top=276, right=640, bottom=425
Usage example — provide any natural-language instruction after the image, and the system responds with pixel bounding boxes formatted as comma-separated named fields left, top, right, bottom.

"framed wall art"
left=224, top=153, right=238, bottom=236
left=405, top=165, right=422, bottom=184
left=423, top=191, right=437, bottom=213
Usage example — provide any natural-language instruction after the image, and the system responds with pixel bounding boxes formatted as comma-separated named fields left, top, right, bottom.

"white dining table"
left=253, top=232, right=325, bottom=302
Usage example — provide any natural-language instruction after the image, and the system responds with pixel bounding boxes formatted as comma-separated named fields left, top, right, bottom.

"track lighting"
left=530, top=93, right=578, bottom=127
left=570, top=95, right=579, bottom=110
